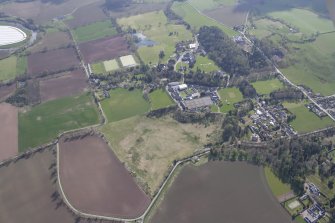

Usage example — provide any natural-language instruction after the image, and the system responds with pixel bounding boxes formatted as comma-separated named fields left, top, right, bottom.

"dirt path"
left=0, top=103, right=18, bottom=161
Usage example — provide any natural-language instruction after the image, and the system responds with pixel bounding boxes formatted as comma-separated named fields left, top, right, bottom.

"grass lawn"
left=283, top=101, right=334, bottom=133
left=264, top=167, right=292, bottom=197
left=172, top=2, right=237, bottom=36
left=118, top=11, right=193, bottom=65
left=19, top=93, right=100, bottom=151
left=91, top=62, right=105, bottom=74
left=104, top=59, right=119, bottom=72
left=149, top=89, right=175, bottom=110
left=218, top=87, right=243, bottom=113
left=101, top=88, right=150, bottom=122
left=251, top=78, right=284, bottom=95
left=73, top=20, right=118, bottom=43
left=307, top=174, right=335, bottom=198
left=193, top=55, right=220, bottom=72
left=100, top=115, right=219, bottom=195
left=0, top=55, right=27, bottom=81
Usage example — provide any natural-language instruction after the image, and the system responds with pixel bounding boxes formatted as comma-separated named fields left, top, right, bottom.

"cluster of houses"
left=306, top=103, right=327, bottom=118
left=167, top=82, right=219, bottom=112
left=315, top=96, right=335, bottom=119
left=233, top=35, right=252, bottom=53
left=247, top=100, right=296, bottom=141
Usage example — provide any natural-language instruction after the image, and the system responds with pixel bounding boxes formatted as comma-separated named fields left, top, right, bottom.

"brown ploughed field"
left=28, top=48, right=80, bottom=76
left=66, top=1, right=108, bottom=29
left=29, top=31, right=73, bottom=54
left=0, top=148, right=79, bottom=223
left=0, top=103, right=18, bottom=161
left=59, top=134, right=151, bottom=219
left=39, top=69, right=88, bottom=102
left=79, top=36, right=130, bottom=64
left=0, top=84, right=16, bottom=102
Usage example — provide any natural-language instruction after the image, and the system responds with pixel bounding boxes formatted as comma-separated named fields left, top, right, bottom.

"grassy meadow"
left=149, top=89, right=175, bottom=110
left=101, top=88, right=150, bottom=122
left=283, top=101, right=334, bottom=133
left=0, top=56, right=27, bottom=81
left=19, top=93, right=100, bottom=151
left=264, top=167, right=292, bottom=197
left=252, top=79, right=284, bottom=95
left=218, top=87, right=243, bottom=113
left=118, top=11, right=193, bottom=65
left=73, top=20, right=118, bottom=43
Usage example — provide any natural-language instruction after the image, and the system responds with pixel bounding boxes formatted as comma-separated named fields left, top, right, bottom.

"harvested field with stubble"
left=79, top=36, right=130, bottom=64
left=0, top=148, right=80, bottom=223
left=29, top=31, right=72, bottom=54
left=0, top=103, right=18, bottom=161
left=59, top=134, right=150, bottom=218
left=151, top=162, right=292, bottom=223
left=39, top=69, right=88, bottom=102
left=28, top=48, right=80, bottom=76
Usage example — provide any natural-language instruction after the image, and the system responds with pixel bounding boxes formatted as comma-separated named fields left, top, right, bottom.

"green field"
left=149, top=89, right=175, bottom=110
left=252, top=79, right=284, bottom=95
left=118, top=11, right=193, bottom=65
left=19, top=93, right=100, bottom=151
left=218, top=87, right=243, bottom=113
left=73, top=20, right=118, bottom=43
left=281, top=32, right=335, bottom=96
left=307, top=174, right=335, bottom=198
left=0, top=56, right=27, bottom=81
left=264, top=167, right=292, bottom=197
left=101, top=88, right=150, bottom=122
left=171, top=2, right=237, bottom=36
left=283, top=101, right=334, bottom=133
left=104, top=59, right=119, bottom=72
left=91, top=62, right=105, bottom=74
left=188, top=0, right=238, bottom=10
left=176, top=55, right=220, bottom=73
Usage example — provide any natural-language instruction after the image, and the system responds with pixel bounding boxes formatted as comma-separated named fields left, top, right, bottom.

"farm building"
left=120, top=55, right=137, bottom=68
left=182, top=96, right=213, bottom=110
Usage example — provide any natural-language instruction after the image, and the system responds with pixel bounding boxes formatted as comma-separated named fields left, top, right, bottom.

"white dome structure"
left=0, top=26, right=27, bottom=46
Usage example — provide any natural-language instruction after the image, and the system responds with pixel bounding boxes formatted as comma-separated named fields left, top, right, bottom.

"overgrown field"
left=101, top=88, right=150, bottom=122
left=117, top=11, right=193, bottom=64
left=251, top=79, right=284, bottom=95
left=283, top=101, right=334, bottom=133
left=218, top=87, right=243, bottom=113
left=149, top=89, right=175, bottom=110
left=0, top=55, right=27, bottom=81
left=19, top=93, right=99, bottom=151
left=100, top=115, right=219, bottom=196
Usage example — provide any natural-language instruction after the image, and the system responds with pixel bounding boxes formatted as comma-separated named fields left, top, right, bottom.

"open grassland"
left=268, top=8, right=335, bottom=35
left=101, top=88, right=150, bottom=122
left=19, top=93, right=99, bottom=151
left=151, top=162, right=292, bottom=223
left=59, top=134, right=150, bottom=218
left=149, top=89, right=175, bottom=110
left=281, top=33, right=335, bottom=96
left=29, top=31, right=72, bottom=54
left=73, top=20, right=118, bottom=43
left=101, top=115, right=219, bottom=196
left=283, top=101, right=334, bottom=133
left=0, top=55, right=26, bottom=81
left=193, top=55, right=220, bottom=72
left=252, top=78, right=284, bottom=95
left=188, top=0, right=238, bottom=10
left=0, top=148, right=82, bottom=223
left=264, top=167, right=292, bottom=197
left=218, top=87, right=243, bottom=113
left=104, top=59, right=119, bottom=71
left=91, top=62, right=106, bottom=74
left=171, top=2, right=237, bottom=36
left=118, top=11, right=192, bottom=65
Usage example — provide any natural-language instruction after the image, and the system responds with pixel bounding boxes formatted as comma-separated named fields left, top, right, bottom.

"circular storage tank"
left=0, top=26, right=27, bottom=46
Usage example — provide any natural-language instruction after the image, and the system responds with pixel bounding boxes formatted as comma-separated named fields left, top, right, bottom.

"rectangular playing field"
left=19, top=93, right=100, bottom=151
left=103, top=59, right=120, bottom=71
left=149, top=89, right=175, bottom=110
left=218, top=87, right=243, bottom=113
left=252, top=78, right=284, bottom=95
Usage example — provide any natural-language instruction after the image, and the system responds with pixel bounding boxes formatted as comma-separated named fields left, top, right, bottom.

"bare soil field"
left=79, top=36, right=130, bottom=64
left=0, top=0, right=101, bottom=25
left=39, top=69, right=88, bottom=102
left=204, top=6, right=248, bottom=27
left=0, top=84, right=15, bottom=102
left=0, top=148, right=79, bottom=223
left=59, top=134, right=151, bottom=219
left=0, top=103, right=17, bottom=161
left=66, top=0, right=108, bottom=29
left=29, top=31, right=73, bottom=54
left=28, top=48, right=80, bottom=76
left=151, top=162, right=292, bottom=223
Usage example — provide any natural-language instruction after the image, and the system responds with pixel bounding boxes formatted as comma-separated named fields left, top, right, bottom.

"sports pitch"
left=103, top=59, right=119, bottom=71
